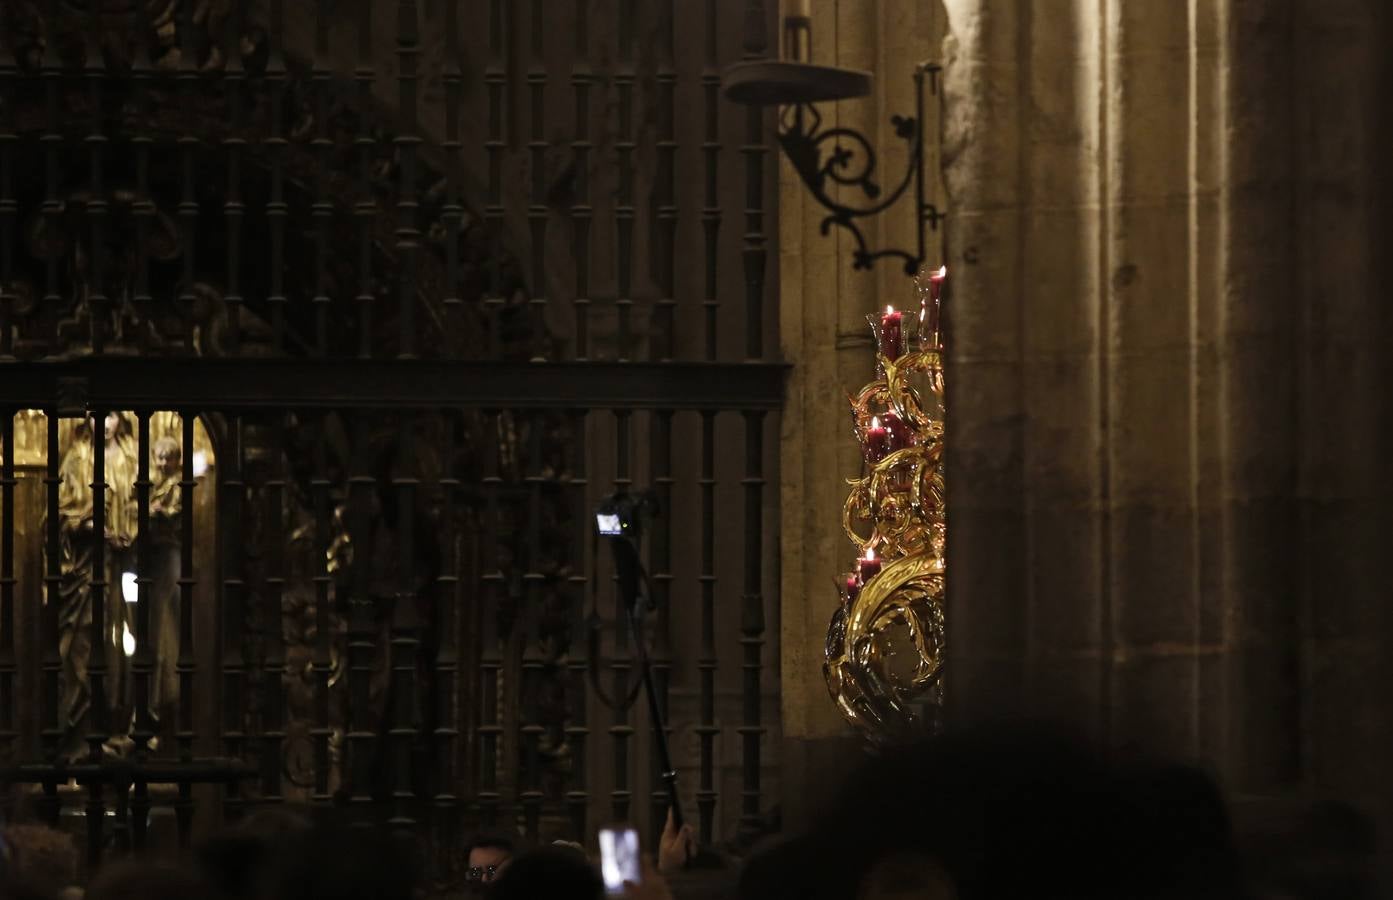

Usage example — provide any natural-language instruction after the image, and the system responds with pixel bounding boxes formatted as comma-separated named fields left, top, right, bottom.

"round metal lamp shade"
left=723, top=60, right=873, bottom=106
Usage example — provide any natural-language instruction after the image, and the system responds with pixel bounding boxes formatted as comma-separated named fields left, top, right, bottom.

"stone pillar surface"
left=941, top=0, right=1393, bottom=873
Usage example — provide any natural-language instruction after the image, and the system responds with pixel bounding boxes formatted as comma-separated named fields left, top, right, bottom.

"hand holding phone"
left=598, top=827, right=640, bottom=895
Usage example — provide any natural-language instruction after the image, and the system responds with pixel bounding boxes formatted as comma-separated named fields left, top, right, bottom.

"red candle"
left=863, top=416, right=889, bottom=464
left=843, top=573, right=860, bottom=604
left=926, top=265, right=947, bottom=342
left=879, top=305, right=903, bottom=360
left=858, top=547, right=882, bottom=583
left=881, top=411, right=910, bottom=452
left=929, top=265, right=947, bottom=302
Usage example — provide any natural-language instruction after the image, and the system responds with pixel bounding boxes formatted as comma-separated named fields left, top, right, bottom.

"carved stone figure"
left=53, top=412, right=138, bottom=756
left=148, top=435, right=183, bottom=715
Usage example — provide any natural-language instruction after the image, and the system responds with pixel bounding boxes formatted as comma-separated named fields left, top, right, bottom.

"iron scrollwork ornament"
left=777, top=64, right=944, bottom=275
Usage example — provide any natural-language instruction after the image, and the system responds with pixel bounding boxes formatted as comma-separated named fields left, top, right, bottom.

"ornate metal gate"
left=0, top=0, right=782, bottom=882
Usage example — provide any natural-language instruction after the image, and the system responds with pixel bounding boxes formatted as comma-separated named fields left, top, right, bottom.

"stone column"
left=942, top=0, right=1393, bottom=871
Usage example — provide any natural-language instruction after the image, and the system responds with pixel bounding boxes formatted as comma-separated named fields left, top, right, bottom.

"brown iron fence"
left=0, top=0, right=782, bottom=885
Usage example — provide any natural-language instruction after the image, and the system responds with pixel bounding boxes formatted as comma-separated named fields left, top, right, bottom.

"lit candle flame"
left=122, top=622, right=136, bottom=657
left=936, top=265, right=947, bottom=279
left=885, top=305, right=894, bottom=315
left=870, top=416, right=881, bottom=429
left=864, top=547, right=876, bottom=562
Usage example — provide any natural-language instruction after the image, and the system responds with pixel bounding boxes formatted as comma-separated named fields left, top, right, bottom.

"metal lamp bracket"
left=724, top=29, right=943, bottom=275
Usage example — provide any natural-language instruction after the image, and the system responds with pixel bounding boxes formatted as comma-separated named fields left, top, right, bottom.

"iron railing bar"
left=130, top=411, right=153, bottom=851
left=174, top=411, right=197, bottom=846
left=219, top=415, right=247, bottom=823
left=86, top=409, right=109, bottom=869
left=354, top=0, right=377, bottom=359
left=310, top=413, right=333, bottom=805
left=395, top=0, right=421, bottom=360
left=563, top=409, right=589, bottom=840
left=614, top=0, right=636, bottom=362
left=570, top=0, right=592, bottom=361
left=345, top=410, right=376, bottom=821
left=648, top=410, right=674, bottom=844
left=609, top=410, right=633, bottom=823
left=701, top=0, right=722, bottom=362
left=695, top=410, right=718, bottom=843
left=477, top=409, right=504, bottom=828
left=0, top=411, right=15, bottom=769
left=519, top=412, right=545, bottom=840
left=262, top=413, right=288, bottom=805
left=0, top=361, right=788, bottom=411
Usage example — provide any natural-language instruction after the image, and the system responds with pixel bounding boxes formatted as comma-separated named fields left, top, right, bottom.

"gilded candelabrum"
left=824, top=264, right=947, bottom=742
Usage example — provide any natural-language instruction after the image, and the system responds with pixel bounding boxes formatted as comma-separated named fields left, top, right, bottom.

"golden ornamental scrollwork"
left=825, top=264, right=948, bottom=742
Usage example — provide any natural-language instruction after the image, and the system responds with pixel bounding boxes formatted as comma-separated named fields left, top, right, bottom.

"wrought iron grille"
left=0, top=0, right=782, bottom=882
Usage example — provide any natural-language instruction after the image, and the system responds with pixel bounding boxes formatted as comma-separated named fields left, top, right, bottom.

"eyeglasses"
left=466, top=865, right=500, bottom=884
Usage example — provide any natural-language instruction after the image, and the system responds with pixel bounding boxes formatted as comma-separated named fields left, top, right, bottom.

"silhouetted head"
left=488, top=847, right=603, bottom=900
left=85, top=861, right=208, bottom=900
left=740, top=722, right=1243, bottom=900
left=197, top=807, right=314, bottom=900
left=0, top=825, right=78, bottom=900
left=267, top=822, right=419, bottom=900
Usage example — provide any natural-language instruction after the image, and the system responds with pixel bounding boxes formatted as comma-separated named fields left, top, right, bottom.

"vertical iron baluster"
left=220, top=417, right=246, bottom=822
left=345, top=412, right=376, bottom=818
left=610, top=410, right=632, bottom=822
left=648, top=411, right=674, bottom=842
left=86, top=409, right=108, bottom=868
left=175, top=412, right=196, bottom=845
left=570, top=2, right=592, bottom=360
left=265, top=0, right=287, bottom=353
left=40, top=412, right=60, bottom=825
left=564, top=409, right=589, bottom=839
left=130, top=412, right=153, bottom=850
left=738, top=2, right=770, bottom=831
left=483, top=0, right=506, bottom=357
left=40, top=1, right=60, bottom=351
left=0, top=49, right=14, bottom=359
left=441, top=0, right=464, bottom=356
left=434, top=413, right=460, bottom=856
left=310, top=416, right=332, bottom=804
left=519, top=414, right=544, bottom=840
left=701, top=0, right=721, bottom=362
left=741, top=0, right=769, bottom=362
left=311, top=0, right=333, bottom=356
left=614, top=0, right=635, bottom=361
left=83, top=7, right=107, bottom=355
left=262, top=415, right=287, bottom=803
left=389, top=413, right=420, bottom=833
left=354, top=0, right=376, bottom=359
left=395, top=0, right=421, bottom=359
left=41, top=413, right=61, bottom=764
left=176, top=2, right=198, bottom=354
left=695, top=411, right=717, bottom=842
left=654, top=0, right=677, bottom=361
left=0, top=412, right=15, bottom=765
left=131, top=16, right=156, bottom=356
left=222, top=2, right=245, bottom=354
left=477, top=411, right=504, bottom=827
left=526, top=0, right=548, bottom=361
left=738, top=411, right=766, bottom=834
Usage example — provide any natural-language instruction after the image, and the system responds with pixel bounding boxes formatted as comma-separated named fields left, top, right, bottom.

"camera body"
left=594, top=490, right=658, bottom=539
